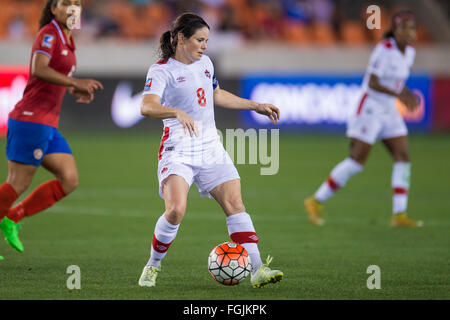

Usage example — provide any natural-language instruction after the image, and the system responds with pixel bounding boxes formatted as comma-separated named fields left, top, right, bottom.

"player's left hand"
left=399, top=87, right=419, bottom=111
left=68, top=87, right=94, bottom=104
left=254, top=103, right=280, bottom=124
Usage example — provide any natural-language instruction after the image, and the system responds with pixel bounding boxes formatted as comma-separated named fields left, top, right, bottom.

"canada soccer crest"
left=205, top=69, right=211, bottom=79
left=144, top=78, right=152, bottom=91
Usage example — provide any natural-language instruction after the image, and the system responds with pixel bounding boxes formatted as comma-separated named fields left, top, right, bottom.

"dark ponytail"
left=159, top=30, right=175, bottom=62
left=39, top=0, right=58, bottom=30
left=158, top=12, right=210, bottom=62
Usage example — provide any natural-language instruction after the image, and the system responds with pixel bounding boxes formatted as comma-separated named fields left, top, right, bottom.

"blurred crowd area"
left=0, top=0, right=446, bottom=45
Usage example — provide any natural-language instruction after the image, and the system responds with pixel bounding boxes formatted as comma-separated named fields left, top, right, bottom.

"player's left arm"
left=213, top=86, right=280, bottom=124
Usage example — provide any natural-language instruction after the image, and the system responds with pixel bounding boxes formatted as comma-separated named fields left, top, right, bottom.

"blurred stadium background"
left=0, top=0, right=449, bottom=300
left=1, top=0, right=450, bottom=134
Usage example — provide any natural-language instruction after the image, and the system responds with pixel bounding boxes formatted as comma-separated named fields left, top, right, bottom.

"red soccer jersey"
left=9, top=19, right=77, bottom=128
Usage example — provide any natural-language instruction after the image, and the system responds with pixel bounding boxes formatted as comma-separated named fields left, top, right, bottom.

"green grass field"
left=0, top=132, right=449, bottom=300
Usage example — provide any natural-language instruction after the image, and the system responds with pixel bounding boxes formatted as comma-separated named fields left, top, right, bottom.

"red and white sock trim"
left=149, top=214, right=179, bottom=263
left=393, top=187, right=408, bottom=195
left=392, top=162, right=411, bottom=214
left=327, top=176, right=340, bottom=191
left=226, top=212, right=262, bottom=271
left=230, top=231, right=259, bottom=244
left=152, top=235, right=173, bottom=253
left=315, top=157, right=363, bottom=203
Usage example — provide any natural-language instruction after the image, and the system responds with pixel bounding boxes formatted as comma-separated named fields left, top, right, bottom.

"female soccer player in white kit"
left=304, top=11, right=423, bottom=227
left=138, top=13, right=283, bottom=288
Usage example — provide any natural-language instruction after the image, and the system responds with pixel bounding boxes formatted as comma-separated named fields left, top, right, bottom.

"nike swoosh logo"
left=111, top=82, right=144, bottom=128
left=0, top=75, right=27, bottom=132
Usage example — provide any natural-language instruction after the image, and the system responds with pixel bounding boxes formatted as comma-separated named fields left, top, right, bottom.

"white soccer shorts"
left=157, top=141, right=240, bottom=199
left=346, top=94, right=408, bottom=145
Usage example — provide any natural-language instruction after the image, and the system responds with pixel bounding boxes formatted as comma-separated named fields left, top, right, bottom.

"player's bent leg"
left=7, top=153, right=75, bottom=224
left=210, top=180, right=283, bottom=288
left=162, top=175, right=189, bottom=225
left=140, top=175, right=189, bottom=287
left=6, top=160, right=37, bottom=197
left=349, top=138, right=372, bottom=165
left=0, top=161, right=37, bottom=252
left=209, top=179, right=245, bottom=216
left=382, top=135, right=410, bottom=163
left=41, top=153, right=79, bottom=195
left=210, top=180, right=257, bottom=267
left=382, top=136, right=422, bottom=227
left=305, top=138, right=368, bottom=225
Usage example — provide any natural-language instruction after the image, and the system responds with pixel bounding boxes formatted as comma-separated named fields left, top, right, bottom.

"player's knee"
left=165, top=202, right=186, bottom=223
left=223, top=197, right=246, bottom=215
left=349, top=154, right=367, bottom=166
left=61, top=172, right=79, bottom=195
left=349, top=149, right=368, bottom=165
left=394, top=150, right=410, bottom=162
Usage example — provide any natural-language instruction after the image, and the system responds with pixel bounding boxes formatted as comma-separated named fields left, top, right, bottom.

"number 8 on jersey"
left=197, top=88, right=206, bottom=107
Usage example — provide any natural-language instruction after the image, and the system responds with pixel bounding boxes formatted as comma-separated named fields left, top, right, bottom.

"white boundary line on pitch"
left=67, top=187, right=302, bottom=199
left=46, top=204, right=302, bottom=221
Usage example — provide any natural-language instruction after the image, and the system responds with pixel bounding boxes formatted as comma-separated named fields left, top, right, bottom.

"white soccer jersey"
left=143, top=55, right=220, bottom=160
left=142, top=55, right=240, bottom=198
left=362, top=37, right=415, bottom=104
left=347, top=38, right=415, bottom=144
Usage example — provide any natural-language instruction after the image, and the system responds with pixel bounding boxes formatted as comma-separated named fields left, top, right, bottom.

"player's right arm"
left=31, top=52, right=103, bottom=95
left=141, top=94, right=199, bottom=137
left=368, top=74, right=418, bottom=111
left=368, top=74, right=399, bottom=97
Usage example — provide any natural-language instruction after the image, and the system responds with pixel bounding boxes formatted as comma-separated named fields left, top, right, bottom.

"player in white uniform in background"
left=138, top=13, right=283, bottom=288
left=304, top=11, right=423, bottom=227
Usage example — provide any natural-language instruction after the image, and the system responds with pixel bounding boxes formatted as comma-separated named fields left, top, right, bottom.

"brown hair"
left=39, top=0, right=59, bottom=30
left=159, top=12, right=210, bottom=62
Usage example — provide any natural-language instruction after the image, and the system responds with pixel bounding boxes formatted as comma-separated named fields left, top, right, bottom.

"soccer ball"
left=208, top=242, right=252, bottom=286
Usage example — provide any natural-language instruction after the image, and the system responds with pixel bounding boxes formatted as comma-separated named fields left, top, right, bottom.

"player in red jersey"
left=0, top=0, right=103, bottom=255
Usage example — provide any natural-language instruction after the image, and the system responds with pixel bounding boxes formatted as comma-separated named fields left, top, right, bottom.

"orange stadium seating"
left=0, top=0, right=435, bottom=44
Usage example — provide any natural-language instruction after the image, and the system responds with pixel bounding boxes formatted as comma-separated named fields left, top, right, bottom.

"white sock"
left=315, top=157, right=363, bottom=202
left=392, top=162, right=411, bottom=214
left=226, top=212, right=263, bottom=273
left=147, top=213, right=180, bottom=268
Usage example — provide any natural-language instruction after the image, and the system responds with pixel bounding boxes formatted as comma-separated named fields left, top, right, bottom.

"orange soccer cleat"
left=304, top=196, right=325, bottom=226
left=390, top=213, right=423, bottom=227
